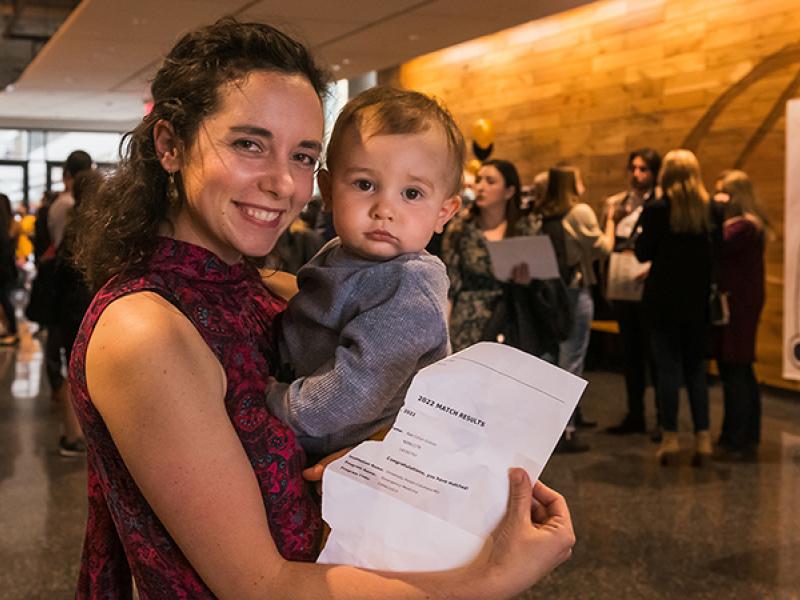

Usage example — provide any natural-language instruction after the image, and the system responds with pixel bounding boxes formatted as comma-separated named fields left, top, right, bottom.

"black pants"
left=0, top=283, right=17, bottom=335
left=45, top=326, right=64, bottom=391
left=717, top=362, right=761, bottom=449
left=615, top=300, right=659, bottom=425
left=650, top=323, right=710, bottom=432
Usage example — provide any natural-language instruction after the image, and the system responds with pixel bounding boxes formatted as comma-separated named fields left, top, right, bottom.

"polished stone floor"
left=1, top=322, right=799, bottom=599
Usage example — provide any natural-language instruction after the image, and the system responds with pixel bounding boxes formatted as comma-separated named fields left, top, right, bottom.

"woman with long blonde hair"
left=635, top=149, right=715, bottom=466
left=712, top=169, right=767, bottom=461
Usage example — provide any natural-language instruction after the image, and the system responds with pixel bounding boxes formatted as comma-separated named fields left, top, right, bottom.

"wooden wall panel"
left=383, top=0, right=800, bottom=390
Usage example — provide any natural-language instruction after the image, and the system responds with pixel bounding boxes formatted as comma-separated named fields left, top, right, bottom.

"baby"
left=266, top=87, right=464, bottom=457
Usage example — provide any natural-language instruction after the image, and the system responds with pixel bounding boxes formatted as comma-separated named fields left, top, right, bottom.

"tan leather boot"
left=692, top=430, right=712, bottom=467
left=657, top=431, right=680, bottom=465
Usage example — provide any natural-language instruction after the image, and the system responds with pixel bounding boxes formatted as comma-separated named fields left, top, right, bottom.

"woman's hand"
left=510, top=263, right=532, bottom=285
left=260, top=270, right=299, bottom=301
left=467, top=469, right=575, bottom=599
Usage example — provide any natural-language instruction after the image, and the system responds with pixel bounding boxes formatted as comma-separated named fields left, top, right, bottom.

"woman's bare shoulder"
left=86, top=291, right=225, bottom=414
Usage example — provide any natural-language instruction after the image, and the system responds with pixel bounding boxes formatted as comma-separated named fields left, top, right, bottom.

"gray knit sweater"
left=266, top=238, right=451, bottom=456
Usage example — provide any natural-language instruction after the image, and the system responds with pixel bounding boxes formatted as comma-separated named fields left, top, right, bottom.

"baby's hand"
left=302, top=447, right=352, bottom=495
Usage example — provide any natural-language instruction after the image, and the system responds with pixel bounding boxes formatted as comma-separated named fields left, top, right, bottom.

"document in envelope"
left=485, top=235, right=560, bottom=281
left=317, top=342, right=586, bottom=571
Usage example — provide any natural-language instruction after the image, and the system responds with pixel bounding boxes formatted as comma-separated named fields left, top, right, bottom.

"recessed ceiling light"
left=342, top=58, right=351, bottom=65
left=408, top=33, right=420, bottom=41
left=331, top=64, right=341, bottom=72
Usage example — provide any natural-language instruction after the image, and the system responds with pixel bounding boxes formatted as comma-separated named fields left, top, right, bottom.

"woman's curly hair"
left=73, top=18, right=330, bottom=290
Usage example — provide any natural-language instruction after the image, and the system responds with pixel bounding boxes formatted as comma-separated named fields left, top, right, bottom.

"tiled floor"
left=1, top=322, right=799, bottom=599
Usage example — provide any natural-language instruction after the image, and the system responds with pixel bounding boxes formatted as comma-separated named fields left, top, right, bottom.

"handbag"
left=481, top=278, right=572, bottom=357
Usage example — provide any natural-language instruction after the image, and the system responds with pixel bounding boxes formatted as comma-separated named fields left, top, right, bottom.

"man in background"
left=603, top=149, right=662, bottom=440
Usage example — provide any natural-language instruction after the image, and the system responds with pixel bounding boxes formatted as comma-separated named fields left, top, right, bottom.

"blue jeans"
left=559, top=287, right=593, bottom=431
left=559, top=286, right=593, bottom=377
left=649, top=324, right=710, bottom=432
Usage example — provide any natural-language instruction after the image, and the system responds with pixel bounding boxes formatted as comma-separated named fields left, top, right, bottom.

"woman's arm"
left=87, top=292, right=574, bottom=600
left=567, top=204, right=614, bottom=260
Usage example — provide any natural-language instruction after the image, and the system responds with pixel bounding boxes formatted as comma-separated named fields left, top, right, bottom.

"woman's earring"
left=167, top=171, right=180, bottom=206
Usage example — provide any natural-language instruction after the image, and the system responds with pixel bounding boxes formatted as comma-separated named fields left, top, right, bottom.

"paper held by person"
left=485, top=235, right=560, bottom=281
left=606, top=251, right=651, bottom=301
left=317, top=342, right=586, bottom=571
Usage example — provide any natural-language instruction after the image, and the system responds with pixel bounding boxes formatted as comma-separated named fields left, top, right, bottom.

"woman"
left=635, top=149, right=715, bottom=466
left=712, top=170, right=767, bottom=461
left=603, top=149, right=662, bottom=438
left=69, top=19, right=573, bottom=599
left=443, top=159, right=549, bottom=355
left=53, top=169, right=104, bottom=456
left=0, top=193, right=19, bottom=345
left=536, top=167, right=615, bottom=451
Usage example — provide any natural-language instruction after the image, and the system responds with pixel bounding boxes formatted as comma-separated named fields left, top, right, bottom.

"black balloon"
left=472, top=141, right=493, bottom=161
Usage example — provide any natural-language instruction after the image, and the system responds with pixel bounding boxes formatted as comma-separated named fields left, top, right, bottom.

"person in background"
left=52, top=169, right=104, bottom=457
left=44, top=151, right=94, bottom=456
left=635, top=149, right=715, bottom=466
left=603, top=148, right=663, bottom=439
left=263, top=216, right=324, bottom=274
left=0, top=193, right=19, bottom=345
left=536, top=167, right=614, bottom=452
left=712, top=169, right=767, bottom=461
left=67, top=19, right=574, bottom=598
left=33, top=190, right=58, bottom=263
left=443, top=159, right=547, bottom=354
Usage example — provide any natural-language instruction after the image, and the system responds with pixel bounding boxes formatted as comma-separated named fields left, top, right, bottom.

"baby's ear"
left=317, top=169, right=333, bottom=211
left=434, top=194, right=462, bottom=234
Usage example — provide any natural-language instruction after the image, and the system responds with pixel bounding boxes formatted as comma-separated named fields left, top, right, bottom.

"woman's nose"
left=258, top=158, right=295, bottom=200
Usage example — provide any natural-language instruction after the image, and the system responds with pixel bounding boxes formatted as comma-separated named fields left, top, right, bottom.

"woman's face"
left=174, top=70, right=323, bottom=263
left=475, top=165, right=513, bottom=212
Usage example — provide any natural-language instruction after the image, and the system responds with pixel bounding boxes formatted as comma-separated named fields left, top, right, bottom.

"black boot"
left=605, top=414, right=646, bottom=435
left=555, top=430, right=590, bottom=454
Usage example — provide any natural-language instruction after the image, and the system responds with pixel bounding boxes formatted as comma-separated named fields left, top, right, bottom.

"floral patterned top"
left=69, top=237, right=321, bottom=599
left=442, top=212, right=539, bottom=352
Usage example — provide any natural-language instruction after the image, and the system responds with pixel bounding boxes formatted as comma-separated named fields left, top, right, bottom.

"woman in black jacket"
left=635, top=149, right=715, bottom=466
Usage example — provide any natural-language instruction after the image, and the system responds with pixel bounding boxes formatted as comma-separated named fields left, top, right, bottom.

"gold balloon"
left=466, top=159, right=482, bottom=175
left=472, top=118, right=495, bottom=148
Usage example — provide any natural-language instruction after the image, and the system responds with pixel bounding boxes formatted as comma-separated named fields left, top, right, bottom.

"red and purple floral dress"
left=69, top=237, right=321, bottom=599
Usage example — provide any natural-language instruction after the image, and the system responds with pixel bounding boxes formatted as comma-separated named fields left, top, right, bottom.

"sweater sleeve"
left=265, top=259, right=449, bottom=449
left=567, top=203, right=614, bottom=260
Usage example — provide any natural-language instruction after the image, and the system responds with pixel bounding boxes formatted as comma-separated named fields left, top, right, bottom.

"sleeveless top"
left=69, top=237, right=322, bottom=599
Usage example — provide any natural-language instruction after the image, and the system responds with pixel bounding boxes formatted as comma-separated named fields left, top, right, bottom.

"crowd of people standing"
left=440, top=147, right=767, bottom=464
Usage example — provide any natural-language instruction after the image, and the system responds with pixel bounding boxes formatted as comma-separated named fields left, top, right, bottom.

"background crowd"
left=1, top=143, right=767, bottom=467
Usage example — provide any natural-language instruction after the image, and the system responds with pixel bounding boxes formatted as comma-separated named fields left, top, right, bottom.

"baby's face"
left=320, top=125, right=460, bottom=261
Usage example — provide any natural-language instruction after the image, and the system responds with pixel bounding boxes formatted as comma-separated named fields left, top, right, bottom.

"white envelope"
left=317, top=342, right=586, bottom=570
